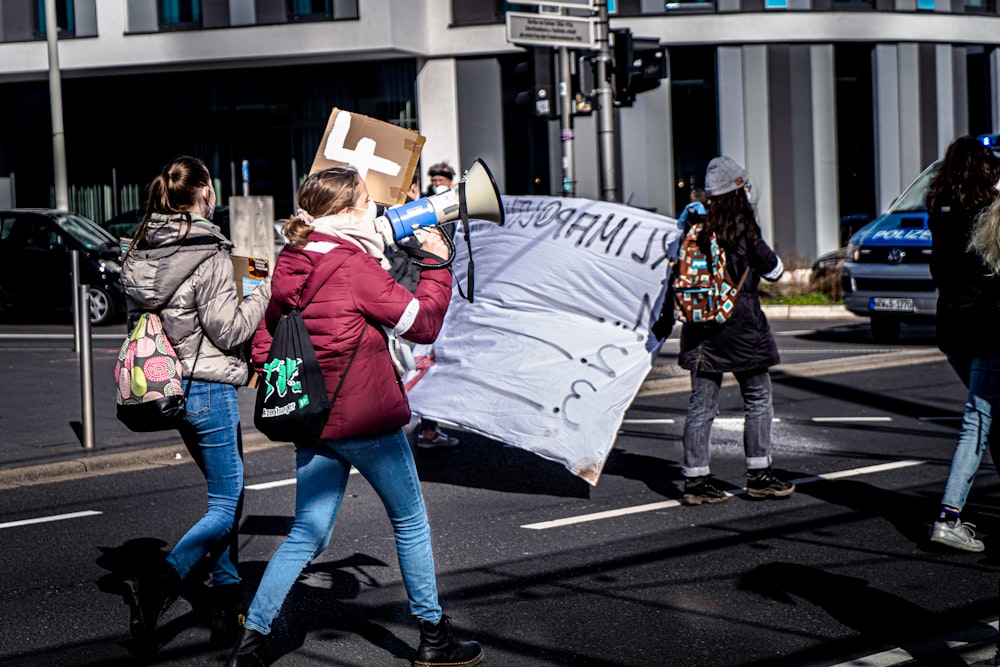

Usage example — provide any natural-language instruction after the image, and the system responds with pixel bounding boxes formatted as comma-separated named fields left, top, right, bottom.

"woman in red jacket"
left=228, top=167, right=482, bottom=667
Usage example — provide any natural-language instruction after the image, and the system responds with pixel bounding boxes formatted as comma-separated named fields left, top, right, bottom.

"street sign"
left=506, top=12, right=597, bottom=49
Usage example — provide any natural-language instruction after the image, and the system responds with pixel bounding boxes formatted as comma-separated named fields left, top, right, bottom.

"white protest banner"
left=405, top=196, right=680, bottom=485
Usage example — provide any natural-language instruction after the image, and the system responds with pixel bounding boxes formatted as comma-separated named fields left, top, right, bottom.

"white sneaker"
left=417, top=429, right=460, bottom=449
left=930, top=519, right=985, bottom=552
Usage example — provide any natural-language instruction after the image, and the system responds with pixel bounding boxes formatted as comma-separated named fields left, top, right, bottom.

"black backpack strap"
left=328, top=325, right=366, bottom=407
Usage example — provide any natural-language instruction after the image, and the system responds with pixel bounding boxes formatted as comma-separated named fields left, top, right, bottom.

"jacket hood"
left=122, top=214, right=232, bottom=311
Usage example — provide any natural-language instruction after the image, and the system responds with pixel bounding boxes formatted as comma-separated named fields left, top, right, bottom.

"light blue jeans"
left=682, top=369, right=774, bottom=478
left=941, top=355, right=1000, bottom=512
left=167, top=380, right=244, bottom=586
left=244, top=428, right=442, bottom=635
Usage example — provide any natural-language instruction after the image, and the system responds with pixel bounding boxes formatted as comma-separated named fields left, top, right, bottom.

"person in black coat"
left=655, top=156, right=795, bottom=505
left=926, top=136, right=1000, bottom=552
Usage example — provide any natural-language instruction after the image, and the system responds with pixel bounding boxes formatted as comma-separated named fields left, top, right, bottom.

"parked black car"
left=0, top=209, right=126, bottom=325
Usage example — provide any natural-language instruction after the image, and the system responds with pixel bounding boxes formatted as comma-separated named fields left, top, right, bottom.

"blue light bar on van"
left=979, top=133, right=1000, bottom=148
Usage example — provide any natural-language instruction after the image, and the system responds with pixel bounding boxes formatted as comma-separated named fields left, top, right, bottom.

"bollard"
left=71, top=250, right=81, bottom=353
left=77, top=283, right=95, bottom=449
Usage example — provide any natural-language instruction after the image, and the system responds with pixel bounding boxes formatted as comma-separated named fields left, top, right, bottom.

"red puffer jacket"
left=252, top=233, right=452, bottom=441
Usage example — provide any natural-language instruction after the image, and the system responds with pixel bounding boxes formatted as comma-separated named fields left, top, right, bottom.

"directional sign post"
left=506, top=12, right=597, bottom=49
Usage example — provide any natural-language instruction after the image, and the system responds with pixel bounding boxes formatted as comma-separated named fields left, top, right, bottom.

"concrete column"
left=992, top=48, right=1000, bottom=133
left=456, top=58, right=506, bottom=193
left=743, top=45, right=774, bottom=243
left=897, top=44, right=923, bottom=185
left=874, top=44, right=902, bottom=212
left=417, top=58, right=461, bottom=189
left=935, top=44, right=956, bottom=154
left=717, top=46, right=746, bottom=167
left=811, top=45, right=840, bottom=257
left=620, top=84, right=673, bottom=215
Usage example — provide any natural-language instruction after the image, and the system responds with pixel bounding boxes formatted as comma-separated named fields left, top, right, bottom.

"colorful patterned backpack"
left=672, top=221, right=750, bottom=325
left=114, top=312, right=196, bottom=432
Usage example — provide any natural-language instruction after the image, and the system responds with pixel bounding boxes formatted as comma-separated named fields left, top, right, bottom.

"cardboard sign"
left=311, top=108, right=425, bottom=206
left=232, top=255, right=268, bottom=302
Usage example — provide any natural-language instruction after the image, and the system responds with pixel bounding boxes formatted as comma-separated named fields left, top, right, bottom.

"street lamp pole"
left=45, top=0, right=68, bottom=210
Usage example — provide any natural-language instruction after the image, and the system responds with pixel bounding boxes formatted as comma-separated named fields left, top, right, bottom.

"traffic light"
left=513, top=46, right=558, bottom=119
left=610, top=28, right=668, bottom=107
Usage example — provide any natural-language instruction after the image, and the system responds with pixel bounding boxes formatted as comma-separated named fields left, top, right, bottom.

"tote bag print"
left=115, top=312, right=187, bottom=431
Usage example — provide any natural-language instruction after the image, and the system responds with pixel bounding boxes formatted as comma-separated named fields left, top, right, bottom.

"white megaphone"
left=374, top=158, right=505, bottom=248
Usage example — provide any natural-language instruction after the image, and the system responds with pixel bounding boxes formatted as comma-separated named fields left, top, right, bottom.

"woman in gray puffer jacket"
left=118, top=156, right=270, bottom=652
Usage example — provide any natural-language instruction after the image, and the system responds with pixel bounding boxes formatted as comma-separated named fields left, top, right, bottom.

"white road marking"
left=247, top=468, right=358, bottom=490
left=521, top=460, right=925, bottom=530
left=0, top=333, right=123, bottom=340
left=811, top=416, right=893, bottom=423
left=0, top=510, right=102, bottom=530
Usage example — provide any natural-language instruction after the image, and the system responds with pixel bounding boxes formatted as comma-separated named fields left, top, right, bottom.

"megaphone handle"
left=409, top=230, right=456, bottom=270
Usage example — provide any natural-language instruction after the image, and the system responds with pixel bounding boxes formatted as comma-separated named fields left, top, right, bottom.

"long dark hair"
left=705, top=188, right=760, bottom=249
left=926, top=136, right=1000, bottom=215
left=126, top=156, right=212, bottom=258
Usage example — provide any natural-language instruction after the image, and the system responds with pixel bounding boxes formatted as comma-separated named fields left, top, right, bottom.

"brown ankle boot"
left=414, top=615, right=483, bottom=666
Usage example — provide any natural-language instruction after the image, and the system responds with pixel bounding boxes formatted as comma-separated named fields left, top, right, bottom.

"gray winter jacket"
left=121, top=214, right=271, bottom=387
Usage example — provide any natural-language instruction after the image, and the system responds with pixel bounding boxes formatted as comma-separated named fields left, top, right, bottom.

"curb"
left=761, top=304, right=859, bottom=319
left=0, top=431, right=285, bottom=489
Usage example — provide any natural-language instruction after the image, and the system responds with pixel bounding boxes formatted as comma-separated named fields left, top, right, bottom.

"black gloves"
left=652, top=314, right=674, bottom=341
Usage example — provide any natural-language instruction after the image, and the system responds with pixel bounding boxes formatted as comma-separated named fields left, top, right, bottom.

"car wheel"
left=88, top=287, right=115, bottom=325
left=870, top=316, right=901, bottom=344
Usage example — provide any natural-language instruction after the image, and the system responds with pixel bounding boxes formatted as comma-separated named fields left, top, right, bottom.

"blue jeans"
left=682, top=369, right=774, bottom=478
left=166, top=380, right=244, bottom=586
left=941, top=355, right=1000, bottom=512
left=244, top=428, right=441, bottom=635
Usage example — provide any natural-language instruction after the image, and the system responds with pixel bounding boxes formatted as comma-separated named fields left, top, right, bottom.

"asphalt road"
left=0, top=316, right=998, bottom=666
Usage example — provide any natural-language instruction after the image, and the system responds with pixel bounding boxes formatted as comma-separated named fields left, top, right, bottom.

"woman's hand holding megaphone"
left=418, top=228, right=450, bottom=264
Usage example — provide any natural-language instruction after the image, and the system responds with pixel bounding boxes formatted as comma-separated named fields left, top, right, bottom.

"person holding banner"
left=230, top=166, right=483, bottom=667
left=658, top=156, right=795, bottom=506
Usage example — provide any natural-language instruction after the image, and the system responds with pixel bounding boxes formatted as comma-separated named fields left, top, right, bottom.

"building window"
left=665, top=0, right=714, bottom=11
left=289, top=0, right=333, bottom=20
left=36, top=0, right=75, bottom=35
left=160, top=0, right=201, bottom=29
left=964, top=0, right=995, bottom=12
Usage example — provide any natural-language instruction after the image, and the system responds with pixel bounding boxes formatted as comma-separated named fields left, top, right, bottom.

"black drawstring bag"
left=254, top=250, right=363, bottom=443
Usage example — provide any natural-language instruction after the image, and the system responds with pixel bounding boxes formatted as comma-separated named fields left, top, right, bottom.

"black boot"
left=121, top=564, right=182, bottom=647
left=414, top=615, right=484, bottom=667
left=210, top=583, right=248, bottom=647
left=227, top=627, right=269, bottom=667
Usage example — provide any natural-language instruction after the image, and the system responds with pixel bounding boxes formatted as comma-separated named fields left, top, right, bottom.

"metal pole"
left=112, top=167, right=119, bottom=217
left=559, top=44, right=576, bottom=198
left=77, top=283, right=95, bottom=449
left=71, top=249, right=81, bottom=353
left=593, top=0, right=618, bottom=202
left=291, top=157, right=299, bottom=211
left=45, top=0, right=68, bottom=210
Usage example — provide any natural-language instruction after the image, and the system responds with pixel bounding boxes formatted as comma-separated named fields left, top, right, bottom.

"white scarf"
left=308, top=213, right=390, bottom=270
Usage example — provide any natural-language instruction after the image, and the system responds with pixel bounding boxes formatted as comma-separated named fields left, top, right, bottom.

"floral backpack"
left=114, top=312, right=196, bottom=432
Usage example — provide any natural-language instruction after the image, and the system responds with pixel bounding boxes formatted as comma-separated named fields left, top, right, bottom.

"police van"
left=841, top=162, right=937, bottom=343
left=841, top=135, right=1000, bottom=342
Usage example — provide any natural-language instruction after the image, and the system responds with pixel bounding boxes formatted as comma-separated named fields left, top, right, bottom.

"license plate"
left=870, top=297, right=914, bottom=312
